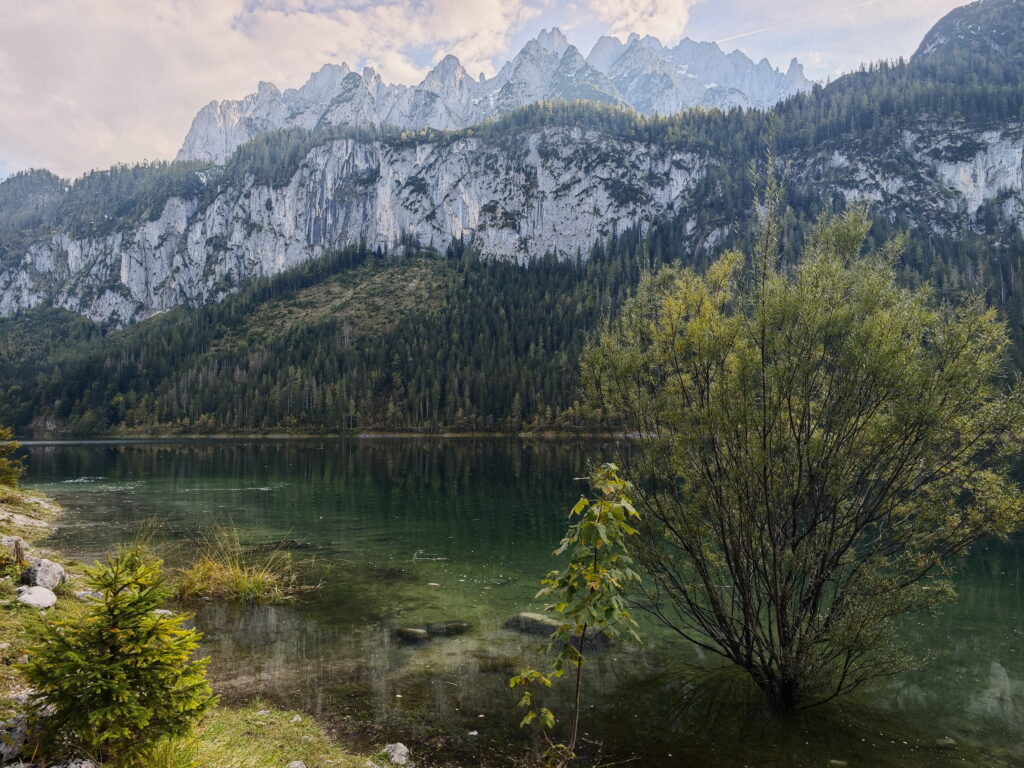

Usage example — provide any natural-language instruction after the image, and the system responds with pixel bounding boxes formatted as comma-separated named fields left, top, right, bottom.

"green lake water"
left=21, top=438, right=1024, bottom=767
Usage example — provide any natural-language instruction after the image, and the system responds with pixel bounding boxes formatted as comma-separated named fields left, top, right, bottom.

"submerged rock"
left=17, top=586, right=57, bottom=609
left=383, top=743, right=411, bottom=766
left=21, top=559, right=66, bottom=590
left=503, top=613, right=611, bottom=650
left=426, top=621, right=471, bottom=637
left=393, top=628, right=430, bottom=645
left=935, top=736, right=958, bottom=750
left=503, top=612, right=560, bottom=636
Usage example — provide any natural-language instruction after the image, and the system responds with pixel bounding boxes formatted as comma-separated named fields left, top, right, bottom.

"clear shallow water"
left=21, top=439, right=1024, bottom=767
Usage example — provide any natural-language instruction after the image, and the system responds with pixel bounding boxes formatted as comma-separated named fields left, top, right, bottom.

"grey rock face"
left=2, top=122, right=1021, bottom=328
left=17, top=586, right=57, bottom=609
left=1, top=126, right=708, bottom=324
left=21, top=558, right=66, bottom=590
left=176, top=28, right=810, bottom=164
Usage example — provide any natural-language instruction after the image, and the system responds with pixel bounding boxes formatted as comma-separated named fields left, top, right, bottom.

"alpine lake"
left=20, top=438, right=1024, bottom=768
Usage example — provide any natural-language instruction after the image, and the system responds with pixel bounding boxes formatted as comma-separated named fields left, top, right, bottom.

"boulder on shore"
left=21, top=559, right=66, bottom=590
left=17, top=586, right=57, bottom=609
left=383, top=743, right=411, bottom=766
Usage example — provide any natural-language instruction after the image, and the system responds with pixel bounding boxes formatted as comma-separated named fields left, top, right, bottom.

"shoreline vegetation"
left=0, top=486, right=409, bottom=768
left=16, top=430, right=624, bottom=442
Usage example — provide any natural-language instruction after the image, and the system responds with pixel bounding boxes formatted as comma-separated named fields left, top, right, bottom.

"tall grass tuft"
left=174, top=526, right=300, bottom=601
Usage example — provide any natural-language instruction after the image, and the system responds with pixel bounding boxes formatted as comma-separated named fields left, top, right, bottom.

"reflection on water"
left=23, top=438, right=1024, bottom=767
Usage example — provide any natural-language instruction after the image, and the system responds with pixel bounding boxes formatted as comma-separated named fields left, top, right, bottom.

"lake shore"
left=0, top=486, right=423, bottom=768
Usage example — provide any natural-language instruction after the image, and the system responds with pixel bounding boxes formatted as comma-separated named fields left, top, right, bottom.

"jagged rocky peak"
left=913, top=0, right=1024, bottom=67
left=175, top=25, right=813, bottom=163
left=535, top=27, right=570, bottom=56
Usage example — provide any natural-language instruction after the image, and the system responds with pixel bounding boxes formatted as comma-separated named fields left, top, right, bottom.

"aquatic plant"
left=173, top=525, right=300, bottom=601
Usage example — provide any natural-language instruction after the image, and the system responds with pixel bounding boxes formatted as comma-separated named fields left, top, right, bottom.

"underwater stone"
left=503, top=612, right=560, bottom=636
left=426, top=621, right=471, bottom=637
left=393, top=628, right=430, bottom=644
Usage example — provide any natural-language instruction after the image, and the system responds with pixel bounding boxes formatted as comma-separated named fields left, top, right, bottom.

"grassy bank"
left=0, top=486, right=378, bottom=768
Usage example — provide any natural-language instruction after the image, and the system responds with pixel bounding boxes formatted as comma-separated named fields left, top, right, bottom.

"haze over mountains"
left=177, top=28, right=810, bottom=164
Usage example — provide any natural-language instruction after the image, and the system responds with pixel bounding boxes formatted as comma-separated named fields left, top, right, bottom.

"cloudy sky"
left=0, top=0, right=965, bottom=179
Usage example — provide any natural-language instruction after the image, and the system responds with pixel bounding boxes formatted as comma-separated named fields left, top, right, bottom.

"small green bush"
left=22, top=547, right=217, bottom=766
left=0, top=425, right=24, bottom=487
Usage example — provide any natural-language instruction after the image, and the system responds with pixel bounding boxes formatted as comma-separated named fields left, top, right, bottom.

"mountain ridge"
left=176, top=27, right=810, bottom=164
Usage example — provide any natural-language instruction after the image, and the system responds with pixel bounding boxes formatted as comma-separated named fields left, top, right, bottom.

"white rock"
left=17, top=586, right=57, bottom=609
left=21, top=559, right=66, bottom=590
left=284, top=762, right=307, bottom=768
left=383, top=742, right=411, bottom=766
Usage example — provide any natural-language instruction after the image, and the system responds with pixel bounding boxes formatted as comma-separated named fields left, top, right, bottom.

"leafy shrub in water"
left=22, top=547, right=216, bottom=766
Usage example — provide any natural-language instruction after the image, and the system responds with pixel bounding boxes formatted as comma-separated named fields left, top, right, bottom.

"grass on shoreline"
left=173, top=525, right=304, bottom=601
left=149, top=703, right=367, bottom=768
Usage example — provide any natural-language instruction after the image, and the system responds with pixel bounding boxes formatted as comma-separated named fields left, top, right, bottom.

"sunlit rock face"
left=176, top=28, right=811, bottom=164
left=1, top=127, right=711, bottom=324
left=2, top=120, right=1022, bottom=326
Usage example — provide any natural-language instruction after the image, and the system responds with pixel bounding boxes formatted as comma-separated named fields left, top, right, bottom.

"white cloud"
left=0, top=0, right=544, bottom=178
left=585, top=0, right=700, bottom=43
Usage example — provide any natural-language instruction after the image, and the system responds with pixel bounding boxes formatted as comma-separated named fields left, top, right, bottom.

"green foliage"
left=22, top=548, right=216, bottom=766
left=583, top=202, right=1024, bottom=711
left=510, top=463, right=641, bottom=765
left=0, top=425, right=24, bottom=487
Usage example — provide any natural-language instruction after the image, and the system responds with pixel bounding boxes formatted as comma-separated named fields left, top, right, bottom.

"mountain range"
left=177, top=28, right=810, bottom=164
left=0, top=0, right=1022, bottom=435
